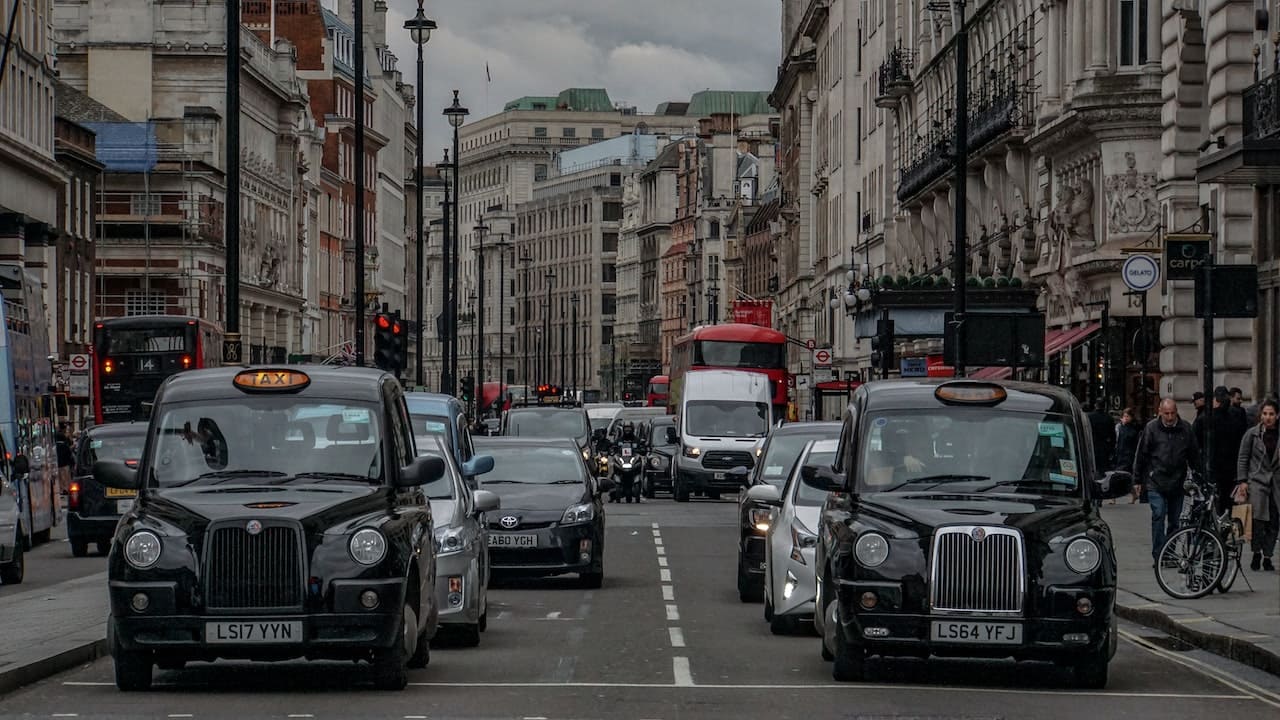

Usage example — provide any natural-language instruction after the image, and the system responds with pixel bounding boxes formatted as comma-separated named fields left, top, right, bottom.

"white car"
left=747, top=438, right=839, bottom=634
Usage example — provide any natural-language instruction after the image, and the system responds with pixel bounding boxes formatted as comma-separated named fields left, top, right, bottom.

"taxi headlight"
left=562, top=503, right=594, bottom=525
left=349, top=528, right=387, bottom=565
left=124, top=531, right=162, bottom=569
left=649, top=455, right=662, bottom=468
left=854, top=532, right=889, bottom=568
left=1065, top=537, right=1101, bottom=574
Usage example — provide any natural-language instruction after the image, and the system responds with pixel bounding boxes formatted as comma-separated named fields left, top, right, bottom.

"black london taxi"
left=812, top=379, right=1132, bottom=689
left=93, top=366, right=445, bottom=691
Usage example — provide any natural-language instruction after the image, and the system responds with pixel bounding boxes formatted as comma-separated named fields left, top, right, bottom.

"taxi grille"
left=701, top=450, right=755, bottom=470
left=205, top=524, right=304, bottom=611
left=929, top=526, right=1024, bottom=614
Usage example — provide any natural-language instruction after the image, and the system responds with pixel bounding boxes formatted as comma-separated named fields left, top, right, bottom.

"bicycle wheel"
left=1155, top=526, right=1226, bottom=600
left=1216, top=518, right=1245, bottom=593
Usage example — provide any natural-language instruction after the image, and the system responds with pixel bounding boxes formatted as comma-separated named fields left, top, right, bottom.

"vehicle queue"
left=16, top=342, right=1133, bottom=693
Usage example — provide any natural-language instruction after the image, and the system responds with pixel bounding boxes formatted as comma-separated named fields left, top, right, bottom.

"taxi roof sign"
left=935, top=382, right=1007, bottom=405
left=233, top=369, right=312, bottom=392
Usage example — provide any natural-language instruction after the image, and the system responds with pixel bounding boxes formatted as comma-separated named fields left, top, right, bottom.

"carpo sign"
left=1165, top=234, right=1211, bottom=280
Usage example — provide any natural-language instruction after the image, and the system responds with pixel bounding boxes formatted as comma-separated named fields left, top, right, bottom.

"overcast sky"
left=376, top=0, right=781, bottom=157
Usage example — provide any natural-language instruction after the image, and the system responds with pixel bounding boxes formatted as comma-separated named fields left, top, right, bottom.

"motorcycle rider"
left=611, top=421, right=648, bottom=503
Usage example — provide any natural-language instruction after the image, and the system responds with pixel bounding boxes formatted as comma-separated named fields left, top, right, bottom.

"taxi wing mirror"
left=94, top=459, right=137, bottom=490
left=11, top=453, right=30, bottom=476
left=462, top=455, right=495, bottom=477
left=472, top=489, right=500, bottom=515
left=665, top=426, right=678, bottom=444
left=397, top=455, right=445, bottom=488
left=801, top=464, right=846, bottom=493
left=745, top=483, right=781, bottom=506
left=596, top=475, right=616, bottom=495
left=1095, top=470, right=1134, bottom=500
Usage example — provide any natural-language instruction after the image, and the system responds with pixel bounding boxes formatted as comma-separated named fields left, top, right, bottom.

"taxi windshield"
left=148, top=398, right=384, bottom=487
left=857, top=410, right=1082, bottom=496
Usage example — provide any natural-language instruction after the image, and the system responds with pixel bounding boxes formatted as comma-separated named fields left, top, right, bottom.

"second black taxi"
left=95, top=366, right=445, bottom=691
left=812, top=379, right=1132, bottom=689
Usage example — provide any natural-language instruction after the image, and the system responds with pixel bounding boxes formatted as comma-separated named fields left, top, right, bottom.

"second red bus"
left=668, top=324, right=789, bottom=416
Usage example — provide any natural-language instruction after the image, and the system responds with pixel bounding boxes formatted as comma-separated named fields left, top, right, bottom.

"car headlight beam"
left=854, top=532, right=889, bottom=568
left=1065, top=537, right=1101, bottom=574
left=124, top=530, right=162, bottom=569
left=349, top=528, right=388, bottom=565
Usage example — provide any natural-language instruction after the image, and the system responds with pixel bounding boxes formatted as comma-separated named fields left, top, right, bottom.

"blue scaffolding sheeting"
left=82, top=122, right=158, bottom=172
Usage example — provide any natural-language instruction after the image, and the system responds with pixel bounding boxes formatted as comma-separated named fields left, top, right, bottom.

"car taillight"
left=103, top=359, right=114, bottom=374
left=68, top=481, right=80, bottom=511
left=124, top=459, right=138, bottom=468
left=181, top=355, right=192, bottom=369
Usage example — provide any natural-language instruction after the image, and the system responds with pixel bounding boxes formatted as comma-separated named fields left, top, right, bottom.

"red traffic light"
left=376, top=314, right=391, bottom=330
left=392, top=321, right=403, bottom=335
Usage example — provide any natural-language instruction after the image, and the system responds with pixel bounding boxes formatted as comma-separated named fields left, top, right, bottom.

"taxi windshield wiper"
left=977, top=477, right=1077, bottom=492
left=481, top=479, right=525, bottom=484
left=276, top=472, right=377, bottom=484
left=171, top=470, right=289, bottom=487
left=883, top=474, right=991, bottom=493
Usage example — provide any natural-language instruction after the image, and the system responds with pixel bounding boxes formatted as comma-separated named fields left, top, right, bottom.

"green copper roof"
left=685, top=90, right=774, bottom=117
left=504, top=88, right=614, bottom=112
left=504, top=96, right=558, bottom=111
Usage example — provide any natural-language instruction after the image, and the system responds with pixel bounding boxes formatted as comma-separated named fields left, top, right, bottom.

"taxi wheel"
left=737, top=559, right=763, bottom=603
left=831, top=627, right=866, bottom=682
left=455, top=623, right=481, bottom=648
left=1072, top=654, right=1109, bottom=689
left=71, top=539, right=89, bottom=558
left=674, top=477, right=690, bottom=503
left=110, top=621, right=152, bottom=691
left=374, top=605, right=415, bottom=689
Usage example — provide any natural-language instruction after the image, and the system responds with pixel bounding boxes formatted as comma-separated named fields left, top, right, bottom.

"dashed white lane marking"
left=651, top=529, right=662, bottom=537
left=662, top=585, right=675, bottom=601
left=497, top=610, right=511, bottom=621
left=654, top=536, right=663, bottom=547
left=668, top=627, right=686, bottom=647
left=404, top=716, right=428, bottom=719
left=672, top=657, right=694, bottom=687
left=658, top=556, right=668, bottom=567
left=523, top=716, right=549, bottom=720
left=651, top=522, right=659, bottom=529
left=546, top=610, right=561, bottom=619
left=666, top=603, right=680, bottom=621
left=660, top=568, right=672, bottom=582
left=656, top=545, right=665, bottom=555
left=286, top=715, right=313, bottom=719
left=51, top=715, right=79, bottom=718
left=169, top=715, right=195, bottom=719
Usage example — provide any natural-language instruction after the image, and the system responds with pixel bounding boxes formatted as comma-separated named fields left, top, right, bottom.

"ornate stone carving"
left=1104, top=151, right=1157, bottom=235
left=1049, top=178, right=1097, bottom=253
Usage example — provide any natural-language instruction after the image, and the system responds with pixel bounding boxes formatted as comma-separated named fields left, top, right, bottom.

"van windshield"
left=684, top=400, right=769, bottom=438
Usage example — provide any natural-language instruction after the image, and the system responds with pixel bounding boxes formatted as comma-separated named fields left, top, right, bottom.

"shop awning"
left=969, top=366, right=1013, bottom=380
left=815, top=380, right=862, bottom=392
left=1046, top=322, right=1101, bottom=357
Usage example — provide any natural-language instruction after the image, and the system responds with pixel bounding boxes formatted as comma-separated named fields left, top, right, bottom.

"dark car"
left=641, top=416, right=677, bottom=498
left=813, top=380, right=1132, bottom=689
left=500, top=406, right=593, bottom=463
left=473, top=437, right=613, bottom=587
left=735, top=422, right=840, bottom=602
left=94, top=366, right=446, bottom=692
left=68, top=422, right=147, bottom=557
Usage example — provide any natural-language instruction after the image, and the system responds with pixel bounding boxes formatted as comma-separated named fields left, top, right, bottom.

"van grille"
left=701, top=451, right=755, bottom=470
left=929, top=526, right=1024, bottom=615
left=204, top=523, right=304, bottom=611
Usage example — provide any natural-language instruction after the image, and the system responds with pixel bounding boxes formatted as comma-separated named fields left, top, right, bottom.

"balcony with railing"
left=1198, top=68, right=1280, bottom=184
left=875, top=47, right=916, bottom=109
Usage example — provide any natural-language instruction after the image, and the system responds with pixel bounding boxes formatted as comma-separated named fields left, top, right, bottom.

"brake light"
left=68, top=481, right=80, bottom=511
left=103, top=359, right=114, bottom=374
left=181, top=355, right=192, bottom=369
left=124, top=459, right=138, bottom=468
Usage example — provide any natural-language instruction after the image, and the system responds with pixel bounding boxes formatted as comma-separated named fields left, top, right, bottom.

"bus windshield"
left=106, top=328, right=187, bottom=354
left=695, top=341, right=784, bottom=369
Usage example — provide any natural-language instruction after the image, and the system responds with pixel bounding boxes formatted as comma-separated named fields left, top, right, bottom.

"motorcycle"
left=609, top=442, right=644, bottom=504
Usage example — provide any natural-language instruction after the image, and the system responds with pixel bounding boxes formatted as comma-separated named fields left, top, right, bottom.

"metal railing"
left=1245, top=71, right=1280, bottom=140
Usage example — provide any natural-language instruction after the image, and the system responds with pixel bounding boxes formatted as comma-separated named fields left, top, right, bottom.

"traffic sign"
left=812, top=348, right=832, bottom=368
left=805, top=339, right=815, bottom=350
left=69, top=353, right=90, bottom=373
left=1122, top=254, right=1159, bottom=292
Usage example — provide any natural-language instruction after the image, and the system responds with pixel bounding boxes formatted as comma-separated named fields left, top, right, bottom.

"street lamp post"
left=444, top=90, right=469, bottom=393
left=353, top=0, right=369, bottom=366
left=571, top=294, right=579, bottom=400
left=405, top=2, right=435, bottom=388
left=951, top=0, right=971, bottom=375
left=467, top=289, right=477, bottom=415
left=223, top=0, right=242, bottom=363
left=559, top=297, right=567, bottom=395
left=438, top=149, right=453, bottom=393
left=520, top=253, right=532, bottom=387
left=494, top=234, right=510, bottom=392
left=475, top=220, right=488, bottom=413
left=544, top=271, right=554, bottom=387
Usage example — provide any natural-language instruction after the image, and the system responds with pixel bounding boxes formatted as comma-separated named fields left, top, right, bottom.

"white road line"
left=497, top=610, right=511, bottom=620
left=286, top=716, right=313, bottom=719
left=662, top=585, right=675, bottom=601
left=169, top=715, right=195, bottom=719
left=657, top=556, right=668, bottom=567
left=546, top=611, right=561, bottom=619
left=656, top=545, right=665, bottom=555
left=654, top=536, right=663, bottom=547
left=402, top=681, right=1253, bottom=698
left=51, top=715, right=79, bottom=718
left=666, top=603, right=680, bottom=621
left=668, top=627, right=686, bottom=647
left=672, top=657, right=694, bottom=686
left=651, top=529, right=662, bottom=537
left=651, top=522, right=659, bottom=528
left=523, top=717, right=549, bottom=720
left=404, top=716, right=428, bottom=719
left=660, top=568, right=672, bottom=582
left=1121, top=629, right=1280, bottom=709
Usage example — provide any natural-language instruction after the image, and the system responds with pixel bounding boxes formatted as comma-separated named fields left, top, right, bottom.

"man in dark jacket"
left=1133, top=398, right=1202, bottom=566
left=1085, top=402, right=1115, bottom=475
left=1194, top=387, right=1248, bottom=510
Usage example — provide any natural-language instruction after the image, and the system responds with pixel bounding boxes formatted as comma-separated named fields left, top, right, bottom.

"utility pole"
left=571, top=294, right=579, bottom=401
left=520, top=253, right=532, bottom=387
left=544, top=271, right=554, bottom=386
left=950, top=0, right=970, bottom=376
left=353, top=0, right=368, bottom=366
left=222, top=0, right=241, bottom=364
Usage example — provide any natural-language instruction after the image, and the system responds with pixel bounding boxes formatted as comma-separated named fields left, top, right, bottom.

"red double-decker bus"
left=646, top=375, right=669, bottom=408
left=92, top=316, right=223, bottom=424
left=668, top=324, right=789, bottom=416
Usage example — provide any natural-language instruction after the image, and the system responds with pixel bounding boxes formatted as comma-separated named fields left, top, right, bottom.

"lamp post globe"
left=444, top=90, right=469, bottom=128
left=404, top=6, right=436, bottom=46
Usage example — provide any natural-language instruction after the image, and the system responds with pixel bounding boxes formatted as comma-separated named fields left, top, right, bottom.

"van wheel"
left=674, top=477, right=690, bottom=503
left=71, top=539, right=89, bottom=558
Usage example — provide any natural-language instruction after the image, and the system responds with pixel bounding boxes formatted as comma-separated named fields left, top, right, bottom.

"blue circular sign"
left=1122, top=254, right=1160, bottom=292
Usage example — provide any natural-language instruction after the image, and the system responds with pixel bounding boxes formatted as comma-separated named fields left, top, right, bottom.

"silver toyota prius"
left=748, top=438, right=839, bottom=635
left=419, top=435, right=499, bottom=646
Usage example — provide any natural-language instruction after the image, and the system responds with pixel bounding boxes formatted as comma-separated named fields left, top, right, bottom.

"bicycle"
left=1154, top=473, right=1250, bottom=599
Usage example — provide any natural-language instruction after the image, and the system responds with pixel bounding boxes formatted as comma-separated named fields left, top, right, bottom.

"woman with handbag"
left=1236, top=398, right=1280, bottom=572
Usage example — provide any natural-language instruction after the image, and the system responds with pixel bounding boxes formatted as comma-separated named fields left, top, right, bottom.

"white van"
left=671, top=369, right=773, bottom=502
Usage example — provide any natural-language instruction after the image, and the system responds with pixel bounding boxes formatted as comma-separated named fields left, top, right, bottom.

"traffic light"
left=390, top=312, right=407, bottom=374
left=460, top=375, right=475, bottom=402
left=373, top=313, right=396, bottom=371
left=870, top=318, right=895, bottom=378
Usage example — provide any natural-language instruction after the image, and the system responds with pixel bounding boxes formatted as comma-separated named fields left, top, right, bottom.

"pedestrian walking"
left=1133, top=398, right=1202, bottom=567
left=1194, top=387, right=1248, bottom=511
left=1236, top=398, right=1280, bottom=572
left=1085, top=402, right=1115, bottom=476
left=1113, top=408, right=1142, bottom=502
left=54, top=421, right=74, bottom=498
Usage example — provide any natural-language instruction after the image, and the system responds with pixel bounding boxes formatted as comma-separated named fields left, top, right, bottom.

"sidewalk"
left=0, top=570, right=109, bottom=695
left=1104, top=502, right=1280, bottom=675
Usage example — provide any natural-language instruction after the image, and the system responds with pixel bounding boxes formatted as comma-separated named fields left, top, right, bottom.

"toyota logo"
left=971, top=527, right=987, bottom=542
left=500, top=515, right=519, bottom=529
left=246, top=520, right=263, bottom=535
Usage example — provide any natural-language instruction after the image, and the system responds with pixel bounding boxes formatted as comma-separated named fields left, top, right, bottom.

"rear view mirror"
left=397, top=455, right=445, bottom=488
left=745, top=483, right=781, bottom=506
left=596, top=475, right=616, bottom=494
left=801, top=463, right=845, bottom=492
left=94, top=459, right=137, bottom=490
left=665, top=427, right=678, bottom=444
left=462, top=455, right=495, bottom=477
left=472, top=489, right=500, bottom=514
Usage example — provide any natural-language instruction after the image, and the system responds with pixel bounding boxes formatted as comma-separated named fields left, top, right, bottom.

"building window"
left=1119, top=0, right=1150, bottom=67
left=125, top=290, right=166, bottom=316
left=534, top=164, right=548, bottom=181
left=534, top=126, right=547, bottom=137
left=563, top=127, right=576, bottom=138
left=602, top=263, right=617, bottom=283
left=591, top=128, right=605, bottom=139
